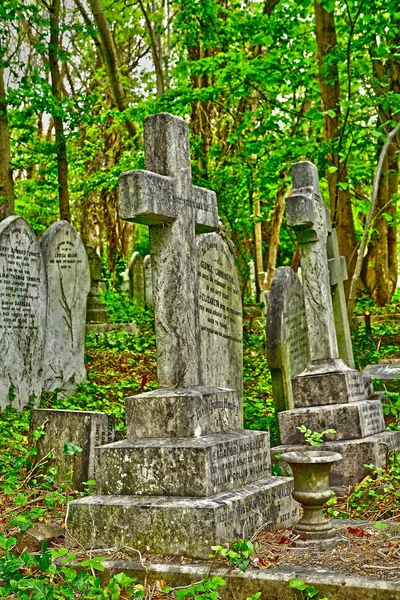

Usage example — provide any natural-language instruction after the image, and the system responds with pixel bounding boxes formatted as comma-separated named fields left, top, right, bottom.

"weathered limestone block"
left=30, top=409, right=113, bottom=491
left=95, top=430, right=271, bottom=497
left=66, top=476, right=297, bottom=558
left=126, top=387, right=241, bottom=439
left=278, top=400, right=385, bottom=445
left=292, top=359, right=371, bottom=408
left=0, top=216, right=46, bottom=410
left=86, top=246, right=108, bottom=324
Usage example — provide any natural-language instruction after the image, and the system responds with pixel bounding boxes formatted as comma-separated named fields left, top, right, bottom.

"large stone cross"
left=285, top=161, right=339, bottom=363
left=326, top=221, right=355, bottom=368
left=119, top=113, right=219, bottom=388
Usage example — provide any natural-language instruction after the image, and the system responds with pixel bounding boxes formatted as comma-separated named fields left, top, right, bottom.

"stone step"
left=125, top=387, right=242, bottom=439
left=66, top=476, right=297, bottom=558
left=272, top=430, right=400, bottom=493
left=96, top=430, right=271, bottom=497
left=278, top=400, right=385, bottom=445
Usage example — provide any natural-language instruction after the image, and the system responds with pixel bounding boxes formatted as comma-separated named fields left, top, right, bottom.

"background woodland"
left=1, top=0, right=399, bottom=308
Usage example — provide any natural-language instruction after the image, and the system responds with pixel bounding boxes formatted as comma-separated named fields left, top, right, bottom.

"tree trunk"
left=313, top=0, right=357, bottom=295
left=49, top=0, right=71, bottom=221
left=0, top=68, right=14, bottom=220
left=265, top=183, right=287, bottom=290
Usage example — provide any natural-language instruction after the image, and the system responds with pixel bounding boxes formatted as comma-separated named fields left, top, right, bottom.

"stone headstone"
left=247, top=259, right=256, bottom=300
left=30, top=408, right=114, bottom=491
left=121, top=268, right=130, bottom=292
left=67, top=113, right=298, bottom=558
left=270, top=161, right=400, bottom=489
left=267, top=267, right=309, bottom=412
left=41, top=221, right=90, bottom=391
left=197, top=233, right=243, bottom=398
left=0, top=216, right=46, bottom=410
left=326, top=219, right=355, bottom=368
left=143, top=254, right=153, bottom=307
left=85, top=246, right=108, bottom=323
left=128, top=251, right=145, bottom=307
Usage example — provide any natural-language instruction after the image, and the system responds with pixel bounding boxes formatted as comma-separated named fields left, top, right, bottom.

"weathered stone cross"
left=119, top=113, right=219, bottom=388
left=285, top=161, right=339, bottom=363
left=326, top=219, right=355, bottom=368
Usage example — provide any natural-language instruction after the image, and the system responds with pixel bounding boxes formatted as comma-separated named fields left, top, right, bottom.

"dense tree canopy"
left=0, top=0, right=399, bottom=307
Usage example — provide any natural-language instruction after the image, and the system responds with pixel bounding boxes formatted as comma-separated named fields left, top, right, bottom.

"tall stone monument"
left=270, top=162, right=400, bottom=489
left=67, top=113, right=297, bottom=558
left=0, top=216, right=46, bottom=410
left=86, top=246, right=108, bottom=323
left=128, top=251, right=145, bottom=307
left=41, top=221, right=91, bottom=391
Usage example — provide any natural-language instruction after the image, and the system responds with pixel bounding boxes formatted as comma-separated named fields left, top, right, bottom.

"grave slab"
left=267, top=267, right=309, bottom=412
left=126, top=387, right=241, bottom=439
left=31, top=408, right=113, bottom=491
left=272, top=430, right=400, bottom=492
left=278, top=400, right=385, bottom=445
left=66, top=476, right=297, bottom=558
left=128, top=251, right=145, bottom=306
left=0, top=216, right=46, bottom=410
left=41, top=221, right=91, bottom=391
left=95, top=430, right=271, bottom=497
left=86, top=246, right=108, bottom=323
left=363, top=363, right=400, bottom=381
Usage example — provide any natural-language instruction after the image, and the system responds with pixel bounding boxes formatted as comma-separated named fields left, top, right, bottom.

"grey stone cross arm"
left=118, top=113, right=219, bottom=389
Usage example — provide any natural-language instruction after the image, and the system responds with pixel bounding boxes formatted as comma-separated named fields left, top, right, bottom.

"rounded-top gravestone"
left=0, top=216, right=46, bottom=410
left=41, top=221, right=90, bottom=391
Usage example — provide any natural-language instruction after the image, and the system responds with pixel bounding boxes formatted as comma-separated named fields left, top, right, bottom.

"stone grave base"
left=86, top=292, right=108, bottom=323
left=66, top=476, right=297, bottom=558
left=278, top=400, right=385, bottom=445
left=272, top=429, right=400, bottom=492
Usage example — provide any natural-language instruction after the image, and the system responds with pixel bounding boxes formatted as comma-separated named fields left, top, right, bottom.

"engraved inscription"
left=210, top=437, right=269, bottom=489
left=0, top=225, right=41, bottom=329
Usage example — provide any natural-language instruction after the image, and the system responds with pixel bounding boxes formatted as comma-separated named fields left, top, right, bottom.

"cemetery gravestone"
left=128, top=251, right=145, bottom=307
left=197, top=233, right=243, bottom=398
left=41, top=221, right=90, bottom=392
left=0, top=216, right=46, bottom=410
left=267, top=267, right=309, bottom=413
left=67, top=113, right=297, bottom=558
left=270, top=162, right=400, bottom=489
left=86, top=246, right=108, bottom=323
left=143, top=254, right=153, bottom=307
left=30, top=409, right=114, bottom=491
left=247, top=259, right=256, bottom=300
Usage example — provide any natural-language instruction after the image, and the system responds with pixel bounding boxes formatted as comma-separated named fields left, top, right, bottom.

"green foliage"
left=289, top=579, right=328, bottom=600
left=173, top=577, right=226, bottom=600
left=0, top=537, right=145, bottom=599
left=211, top=539, right=255, bottom=573
left=296, top=426, right=336, bottom=447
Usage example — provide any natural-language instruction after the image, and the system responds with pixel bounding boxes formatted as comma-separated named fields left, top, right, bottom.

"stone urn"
left=279, top=450, right=342, bottom=546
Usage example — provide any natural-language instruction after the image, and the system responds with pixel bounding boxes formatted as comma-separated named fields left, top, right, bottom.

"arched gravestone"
left=41, top=221, right=90, bottom=391
left=0, top=216, right=46, bottom=410
left=143, top=254, right=153, bottom=307
left=267, top=267, right=309, bottom=414
left=197, top=233, right=243, bottom=400
left=128, top=251, right=145, bottom=307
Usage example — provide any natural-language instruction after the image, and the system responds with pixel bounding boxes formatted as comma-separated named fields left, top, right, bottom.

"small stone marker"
left=0, top=216, right=46, bottom=410
left=326, top=219, right=355, bottom=368
left=86, top=246, right=108, bottom=323
left=41, top=221, right=90, bottom=391
left=363, top=363, right=400, bottom=382
left=247, top=259, right=256, bottom=300
left=197, top=233, right=243, bottom=398
left=128, top=251, right=145, bottom=307
left=267, top=267, right=309, bottom=412
left=143, top=254, right=153, bottom=307
left=270, top=161, right=400, bottom=489
left=30, top=408, right=113, bottom=491
left=67, top=113, right=298, bottom=558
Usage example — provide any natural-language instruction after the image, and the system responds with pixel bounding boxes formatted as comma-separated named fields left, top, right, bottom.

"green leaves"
left=63, top=442, right=83, bottom=456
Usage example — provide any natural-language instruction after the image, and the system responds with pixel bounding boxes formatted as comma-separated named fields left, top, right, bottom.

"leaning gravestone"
left=86, top=246, right=108, bottom=323
left=270, top=162, right=400, bottom=490
left=0, top=216, right=46, bottom=410
left=41, top=221, right=91, bottom=391
left=143, top=254, right=153, bottom=307
left=197, top=233, right=242, bottom=398
left=267, top=267, right=309, bottom=413
left=128, top=251, right=145, bottom=307
left=67, top=112, right=297, bottom=558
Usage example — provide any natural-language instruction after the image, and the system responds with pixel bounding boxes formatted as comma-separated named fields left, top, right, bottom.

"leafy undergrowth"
left=352, top=320, right=400, bottom=369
